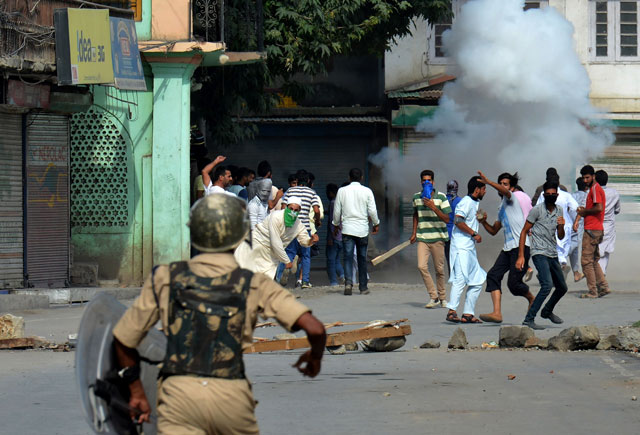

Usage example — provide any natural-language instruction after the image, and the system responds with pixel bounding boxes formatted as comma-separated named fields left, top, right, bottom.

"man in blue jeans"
left=332, top=168, right=380, bottom=295
left=516, top=180, right=567, bottom=330
left=325, top=184, right=345, bottom=286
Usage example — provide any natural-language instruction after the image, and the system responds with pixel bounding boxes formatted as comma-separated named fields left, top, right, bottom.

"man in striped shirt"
left=410, top=170, right=452, bottom=308
left=281, top=170, right=321, bottom=288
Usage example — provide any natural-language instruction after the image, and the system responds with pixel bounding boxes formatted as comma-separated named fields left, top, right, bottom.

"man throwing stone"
left=445, top=176, right=487, bottom=324
left=516, top=181, right=568, bottom=330
left=477, top=171, right=535, bottom=323
left=410, top=170, right=452, bottom=308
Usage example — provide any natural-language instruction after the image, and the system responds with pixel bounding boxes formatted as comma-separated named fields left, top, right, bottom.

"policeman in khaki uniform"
left=112, top=194, right=327, bottom=434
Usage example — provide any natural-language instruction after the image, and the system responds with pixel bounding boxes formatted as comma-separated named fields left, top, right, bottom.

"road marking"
left=601, top=355, right=637, bottom=379
left=27, top=316, right=83, bottom=323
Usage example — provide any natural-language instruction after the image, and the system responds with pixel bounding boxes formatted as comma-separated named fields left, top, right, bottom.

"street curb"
left=0, top=294, right=50, bottom=312
left=7, top=288, right=141, bottom=306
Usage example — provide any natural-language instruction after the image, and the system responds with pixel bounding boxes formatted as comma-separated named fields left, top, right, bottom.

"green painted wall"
left=149, top=62, right=196, bottom=265
left=135, top=0, right=153, bottom=41
left=71, top=72, right=154, bottom=285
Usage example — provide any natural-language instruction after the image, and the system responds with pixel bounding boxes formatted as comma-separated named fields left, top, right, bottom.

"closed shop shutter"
left=0, top=112, right=24, bottom=288
left=25, top=112, right=70, bottom=287
left=591, top=140, right=640, bottom=235
left=218, top=123, right=370, bottom=267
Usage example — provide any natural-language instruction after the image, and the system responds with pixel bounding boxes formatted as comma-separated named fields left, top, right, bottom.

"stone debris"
left=507, top=374, right=516, bottom=380
left=448, top=328, right=468, bottom=349
left=361, top=320, right=407, bottom=352
left=481, top=341, right=498, bottom=349
left=327, top=345, right=346, bottom=355
left=632, top=396, right=637, bottom=401
left=499, top=326, right=534, bottom=348
left=383, top=392, right=391, bottom=397
left=420, top=340, right=441, bottom=349
left=616, top=327, right=640, bottom=351
left=0, top=314, right=25, bottom=340
left=596, top=334, right=621, bottom=351
left=344, top=342, right=358, bottom=351
left=548, top=325, right=600, bottom=351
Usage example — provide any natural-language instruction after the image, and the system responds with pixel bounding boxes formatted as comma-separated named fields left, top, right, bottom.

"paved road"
left=1, top=284, right=639, bottom=434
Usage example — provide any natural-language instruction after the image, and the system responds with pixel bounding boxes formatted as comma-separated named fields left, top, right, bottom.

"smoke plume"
left=372, top=0, right=614, bottom=197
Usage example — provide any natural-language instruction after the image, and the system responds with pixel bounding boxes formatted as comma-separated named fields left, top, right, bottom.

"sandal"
left=446, top=310, right=461, bottom=323
left=579, top=293, right=598, bottom=299
left=460, top=314, right=483, bottom=324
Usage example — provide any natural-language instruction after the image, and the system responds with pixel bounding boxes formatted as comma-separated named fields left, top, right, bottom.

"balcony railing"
left=192, top=0, right=264, bottom=52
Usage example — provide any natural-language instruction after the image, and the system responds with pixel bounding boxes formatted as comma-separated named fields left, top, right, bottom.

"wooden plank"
left=371, top=240, right=411, bottom=266
left=245, top=324, right=412, bottom=354
left=0, top=337, right=35, bottom=349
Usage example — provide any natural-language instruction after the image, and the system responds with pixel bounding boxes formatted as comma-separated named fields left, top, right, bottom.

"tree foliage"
left=192, top=0, right=452, bottom=147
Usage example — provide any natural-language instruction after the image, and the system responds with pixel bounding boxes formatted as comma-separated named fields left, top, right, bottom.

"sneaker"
left=440, top=299, right=448, bottom=308
left=301, top=282, right=312, bottom=289
left=573, top=271, right=584, bottom=282
left=344, top=284, right=353, bottom=296
left=295, top=280, right=302, bottom=288
left=329, top=282, right=339, bottom=287
left=522, top=320, right=545, bottom=330
left=579, top=292, right=598, bottom=299
left=424, top=299, right=439, bottom=309
left=541, top=312, right=563, bottom=324
left=339, top=276, right=345, bottom=285
left=524, top=268, right=533, bottom=282
left=598, top=289, right=612, bottom=298
left=360, top=289, right=370, bottom=295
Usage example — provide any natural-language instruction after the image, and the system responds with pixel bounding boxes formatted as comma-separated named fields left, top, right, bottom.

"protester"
left=517, top=180, right=568, bottom=329
left=326, top=184, right=345, bottom=286
left=445, top=176, right=487, bottom=324
left=569, top=177, right=588, bottom=282
left=228, top=167, right=252, bottom=201
left=202, top=155, right=235, bottom=197
left=595, top=170, right=621, bottom=274
left=193, top=157, right=209, bottom=202
left=247, top=177, right=273, bottom=229
left=308, top=173, right=324, bottom=237
left=280, top=170, right=321, bottom=289
left=574, top=165, right=611, bottom=298
left=409, top=170, right=451, bottom=308
left=476, top=171, right=535, bottom=323
left=248, top=161, right=283, bottom=211
left=332, top=168, right=380, bottom=295
left=235, top=196, right=319, bottom=279
left=535, top=174, right=579, bottom=274
left=531, top=167, right=568, bottom=207
left=445, top=180, right=462, bottom=274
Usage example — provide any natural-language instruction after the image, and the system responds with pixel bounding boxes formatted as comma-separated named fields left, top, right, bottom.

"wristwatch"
left=472, top=231, right=478, bottom=237
left=117, top=365, right=140, bottom=384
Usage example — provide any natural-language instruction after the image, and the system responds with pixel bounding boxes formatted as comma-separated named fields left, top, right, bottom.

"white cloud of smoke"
left=371, top=0, right=615, bottom=198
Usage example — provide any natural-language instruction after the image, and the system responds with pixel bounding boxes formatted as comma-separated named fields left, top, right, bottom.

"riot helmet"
left=188, top=194, right=250, bottom=252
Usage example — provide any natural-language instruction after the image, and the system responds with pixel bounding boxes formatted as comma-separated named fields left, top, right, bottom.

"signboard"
left=55, top=9, right=114, bottom=85
left=7, top=80, right=50, bottom=109
left=110, top=17, right=147, bottom=91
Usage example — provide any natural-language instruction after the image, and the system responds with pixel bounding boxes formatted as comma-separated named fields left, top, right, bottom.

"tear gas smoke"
left=371, top=0, right=614, bottom=198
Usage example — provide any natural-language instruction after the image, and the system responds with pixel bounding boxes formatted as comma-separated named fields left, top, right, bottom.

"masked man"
left=112, top=194, right=326, bottom=433
left=247, top=177, right=273, bottom=229
left=235, top=197, right=319, bottom=279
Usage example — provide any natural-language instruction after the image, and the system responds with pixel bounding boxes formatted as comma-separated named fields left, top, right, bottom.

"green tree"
left=192, top=0, right=452, bottom=147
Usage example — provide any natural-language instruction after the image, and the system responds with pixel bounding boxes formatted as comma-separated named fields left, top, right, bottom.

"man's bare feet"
left=479, top=313, right=502, bottom=323
left=573, top=271, right=584, bottom=282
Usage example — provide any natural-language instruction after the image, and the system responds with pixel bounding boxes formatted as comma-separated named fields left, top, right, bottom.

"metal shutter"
left=25, top=112, right=70, bottom=287
left=0, top=112, right=24, bottom=288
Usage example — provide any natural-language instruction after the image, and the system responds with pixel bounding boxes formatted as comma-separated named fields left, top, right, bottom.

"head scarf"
left=446, top=179, right=459, bottom=197
left=247, top=177, right=272, bottom=203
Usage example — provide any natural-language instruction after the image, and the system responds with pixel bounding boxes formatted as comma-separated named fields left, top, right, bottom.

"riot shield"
left=75, top=292, right=166, bottom=434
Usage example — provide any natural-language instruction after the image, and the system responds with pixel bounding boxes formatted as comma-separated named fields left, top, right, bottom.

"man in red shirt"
left=574, top=165, right=610, bottom=298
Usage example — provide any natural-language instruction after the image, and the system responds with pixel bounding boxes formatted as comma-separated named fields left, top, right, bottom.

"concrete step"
left=9, top=287, right=141, bottom=306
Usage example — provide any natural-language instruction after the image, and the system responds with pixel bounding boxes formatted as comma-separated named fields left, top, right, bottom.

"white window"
left=591, top=1, right=640, bottom=61
left=427, top=0, right=548, bottom=63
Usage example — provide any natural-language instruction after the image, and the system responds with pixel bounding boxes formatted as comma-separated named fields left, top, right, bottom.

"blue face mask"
left=421, top=180, right=433, bottom=199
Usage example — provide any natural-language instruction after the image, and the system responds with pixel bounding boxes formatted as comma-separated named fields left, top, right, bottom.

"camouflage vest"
left=160, top=262, right=253, bottom=379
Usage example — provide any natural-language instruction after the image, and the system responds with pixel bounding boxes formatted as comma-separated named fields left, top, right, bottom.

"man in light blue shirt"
left=332, top=168, right=380, bottom=295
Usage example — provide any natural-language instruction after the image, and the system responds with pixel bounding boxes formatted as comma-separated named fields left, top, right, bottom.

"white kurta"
left=599, top=186, right=621, bottom=256
left=448, top=196, right=487, bottom=286
left=235, top=210, right=311, bottom=279
left=536, top=189, right=578, bottom=264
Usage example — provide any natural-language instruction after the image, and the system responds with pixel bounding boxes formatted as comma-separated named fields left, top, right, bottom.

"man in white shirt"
left=201, top=155, right=235, bottom=197
left=332, top=168, right=380, bottom=295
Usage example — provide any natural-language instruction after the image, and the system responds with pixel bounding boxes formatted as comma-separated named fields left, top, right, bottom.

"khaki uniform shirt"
left=112, top=253, right=311, bottom=434
left=113, top=253, right=309, bottom=351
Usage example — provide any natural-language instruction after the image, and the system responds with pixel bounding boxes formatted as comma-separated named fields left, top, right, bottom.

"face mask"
left=544, top=194, right=558, bottom=206
left=284, top=208, right=299, bottom=227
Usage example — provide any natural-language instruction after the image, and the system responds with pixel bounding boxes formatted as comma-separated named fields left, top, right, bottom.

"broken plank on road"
left=245, top=324, right=412, bottom=354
